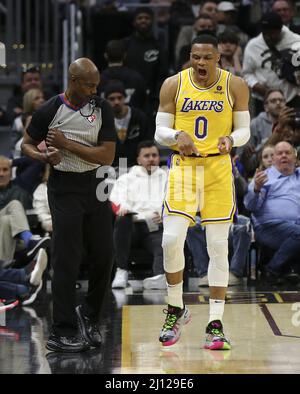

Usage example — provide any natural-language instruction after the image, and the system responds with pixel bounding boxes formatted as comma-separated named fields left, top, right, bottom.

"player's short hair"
left=191, top=34, right=218, bottom=49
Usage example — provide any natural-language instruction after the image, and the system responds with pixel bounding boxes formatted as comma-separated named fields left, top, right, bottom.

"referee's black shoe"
left=46, top=333, right=90, bottom=353
left=76, top=305, right=102, bottom=347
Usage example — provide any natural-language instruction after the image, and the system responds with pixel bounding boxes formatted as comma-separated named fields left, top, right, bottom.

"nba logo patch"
left=176, top=158, right=180, bottom=166
left=87, top=114, right=96, bottom=123
left=217, top=85, right=222, bottom=91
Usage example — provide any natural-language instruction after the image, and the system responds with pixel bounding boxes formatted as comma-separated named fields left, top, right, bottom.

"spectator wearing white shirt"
left=110, top=141, right=167, bottom=290
left=243, top=12, right=300, bottom=114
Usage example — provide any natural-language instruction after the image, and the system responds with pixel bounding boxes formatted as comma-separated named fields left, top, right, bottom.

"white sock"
left=167, top=281, right=183, bottom=309
left=209, top=299, right=225, bottom=323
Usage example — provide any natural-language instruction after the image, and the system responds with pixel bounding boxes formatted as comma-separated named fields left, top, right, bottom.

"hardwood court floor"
left=1, top=279, right=300, bottom=374
left=120, top=303, right=300, bottom=374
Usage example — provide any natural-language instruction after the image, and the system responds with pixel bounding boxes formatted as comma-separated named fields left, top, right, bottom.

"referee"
left=22, top=58, right=116, bottom=353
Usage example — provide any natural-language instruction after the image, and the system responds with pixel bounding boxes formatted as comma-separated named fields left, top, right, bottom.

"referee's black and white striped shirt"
left=27, top=93, right=116, bottom=173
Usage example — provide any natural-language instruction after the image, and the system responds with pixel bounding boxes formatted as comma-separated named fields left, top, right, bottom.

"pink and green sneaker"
left=159, top=305, right=191, bottom=347
left=204, top=320, right=231, bottom=350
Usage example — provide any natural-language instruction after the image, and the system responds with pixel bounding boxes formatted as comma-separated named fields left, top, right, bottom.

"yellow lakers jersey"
left=174, top=67, right=233, bottom=154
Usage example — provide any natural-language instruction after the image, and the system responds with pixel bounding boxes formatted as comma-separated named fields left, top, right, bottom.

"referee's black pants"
left=48, top=169, right=113, bottom=336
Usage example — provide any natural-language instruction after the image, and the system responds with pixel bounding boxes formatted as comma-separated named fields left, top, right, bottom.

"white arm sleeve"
left=231, top=111, right=251, bottom=147
left=155, top=112, right=177, bottom=146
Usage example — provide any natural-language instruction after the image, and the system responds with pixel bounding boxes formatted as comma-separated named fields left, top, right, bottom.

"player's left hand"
left=218, top=136, right=233, bottom=154
left=46, top=128, right=68, bottom=149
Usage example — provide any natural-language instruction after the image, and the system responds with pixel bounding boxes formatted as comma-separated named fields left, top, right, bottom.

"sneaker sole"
left=22, top=281, right=43, bottom=305
left=204, top=341, right=231, bottom=350
left=111, top=284, right=127, bottom=289
left=161, top=314, right=192, bottom=347
left=30, top=249, right=48, bottom=286
left=0, top=299, right=19, bottom=312
left=143, top=283, right=167, bottom=290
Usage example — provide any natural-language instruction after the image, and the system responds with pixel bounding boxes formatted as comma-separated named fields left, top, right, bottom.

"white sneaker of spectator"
left=112, top=268, right=128, bottom=289
left=29, top=249, right=48, bottom=286
left=228, top=272, right=243, bottom=286
left=143, top=274, right=167, bottom=290
left=198, top=275, right=209, bottom=287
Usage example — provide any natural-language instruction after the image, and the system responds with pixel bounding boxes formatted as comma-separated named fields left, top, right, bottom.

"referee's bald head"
left=68, top=58, right=100, bottom=100
left=68, top=58, right=99, bottom=80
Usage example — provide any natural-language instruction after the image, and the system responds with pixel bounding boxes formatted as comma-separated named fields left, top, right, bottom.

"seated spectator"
left=110, top=141, right=167, bottom=289
left=169, top=0, right=199, bottom=50
left=0, top=248, right=47, bottom=305
left=177, top=14, right=216, bottom=71
left=6, top=66, right=54, bottom=125
left=244, top=141, right=300, bottom=283
left=199, top=1, right=218, bottom=22
left=175, top=13, right=216, bottom=69
left=259, top=144, right=275, bottom=170
left=33, top=165, right=52, bottom=234
left=99, top=40, right=147, bottom=110
left=243, top=12, right=300, bottom=115
left=272, top=0, right=300, bottom=34
left=216, top=2, right=249, bottom=48
left=238, top=89, right=286, bottom=177
left=218, top=30, right=242, bottom=76
left=266, top=106, right=300, bottom=156
left=8, top=88, right=46, bottom=195
left=0, top=155, right=50, bottom=262
left=12, top=88, right=45, bottom=156
left=187, top=215, right=252, bottom=287
left=104, top=81, right=151, bottom=169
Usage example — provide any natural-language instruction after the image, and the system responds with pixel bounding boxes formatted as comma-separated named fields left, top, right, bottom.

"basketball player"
left=155, top=35, right=250, bottom=350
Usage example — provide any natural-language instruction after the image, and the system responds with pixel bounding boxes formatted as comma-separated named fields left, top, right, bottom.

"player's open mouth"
left=198, top=69, right=207, bottom=77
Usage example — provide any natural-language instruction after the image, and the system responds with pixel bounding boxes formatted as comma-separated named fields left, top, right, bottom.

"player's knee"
left=207, top=240, right=229, bottom=286
left=207, top=238, right=228, bottom=259
left=162, top=232, right=185, bottom=273
left=207, top=239, right=229, bottom=273
left=162, top=232, right=178, bottom=254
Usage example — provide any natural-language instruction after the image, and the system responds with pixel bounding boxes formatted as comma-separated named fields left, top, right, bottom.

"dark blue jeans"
left=0, top=268, right=29, bottom=299
left=254, top=221, right=300, bottom=273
